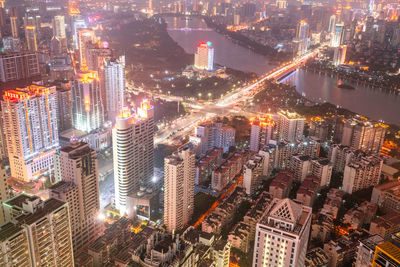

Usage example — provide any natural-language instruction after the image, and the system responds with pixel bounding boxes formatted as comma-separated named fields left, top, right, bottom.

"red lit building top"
left=250, top=115, right=275, bottom=127
left=3, top=85, right=54, bottom=102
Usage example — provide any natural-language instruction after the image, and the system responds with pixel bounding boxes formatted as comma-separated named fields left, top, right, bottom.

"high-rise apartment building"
left=290, top=154, right=312, bottom=182
left=164, top=144, right=195, bottom=232
left=0, top=52, right=40, bottom=82
left=71, top=71, right=104, bottom=132
left=341, top=117, right=387, bottom=154
left=50, top=141, right=100, bottom=253
left=276, top=110, right=305, bottom=142
left=310, top=158, right=333, bottom=187
left=77, top=28, right=95, bottom=70
left=249, top=116, right=275, bottom=152
left=194, top=41, right=214, bottom=71
left=191, top=122, right=235, bottom=155
left=113, top=101, right=154, bottom=214
left=104, top=56, right=125, bottom=122
left=343, top=155, right=383, bottom=194
left=252, top=198, right=312, bottom=267
left=1, top=194, right=74, bottom=266
left=1, top=85, right=59, bottom=181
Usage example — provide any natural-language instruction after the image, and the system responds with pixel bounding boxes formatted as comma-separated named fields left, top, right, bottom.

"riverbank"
left=202, top=16, right=291, bottom=63
left=304, top=60, right=400, bottom=93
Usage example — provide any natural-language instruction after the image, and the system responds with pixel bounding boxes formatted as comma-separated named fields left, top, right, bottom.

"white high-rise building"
left=71, top=71, right=104, bottom=133
left=341, top=117, right=387, bottom=154
left=1, top=85, right=59, bottom=181
left=194, top=41, right=214, bottom=71
left=113, top=101, right=154, bottom=215
left=252, top=198, right=312, bottom=267
left=52, top=15, right=66, bottom=38
left=249, top=116, right=275, bottom=151
left=104, top=56, right=125, bottom=122
left=277, top=110, right=305, bottom=142
left=343, top=155, right=383, bottom=194
left=50, top=141, right=100, bottom=253
left=310, top=158, right=333, bottom=187
left=164, top=144, right=195, bottom=232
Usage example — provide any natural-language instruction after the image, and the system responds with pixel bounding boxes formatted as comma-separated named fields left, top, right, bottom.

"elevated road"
left=127, top=48, right=319, bottom=145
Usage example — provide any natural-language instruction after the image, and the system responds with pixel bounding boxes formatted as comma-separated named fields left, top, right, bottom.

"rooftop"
left=4, top=193, right=40, bottom=209
left=16, top=198, right=66, bottom=225
left=0, top=222, right=23, bottom=242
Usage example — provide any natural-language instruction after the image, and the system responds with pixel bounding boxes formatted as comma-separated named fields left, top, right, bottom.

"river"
left=166, top=16, right=400, bottom=126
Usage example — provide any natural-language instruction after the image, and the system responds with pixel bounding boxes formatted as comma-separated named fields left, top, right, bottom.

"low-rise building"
left=343, top=201, right=377, bottom=230
left=202, top=187, right=246, bottom=234
left=320, top=188, right=345, bottom=218
left=323, top=230, right=370, bottom=267
left=195, top=147, right=223, bottom=185
left=228, top=222, right=250, bottom=253
left=211, top=151, right=244, bottom=192
left=305, top=247, right=330, bottom=267
left=296, top=175, right=320, bottom=207
left=311, top=213, right=334, bottom=243
left=369, top=211, right=400, bottom=241
left=269, top=170, right=294, bottom=199
left=354, top=234, right=384, bottom=267
left=371, top=181, right=400, bottom=213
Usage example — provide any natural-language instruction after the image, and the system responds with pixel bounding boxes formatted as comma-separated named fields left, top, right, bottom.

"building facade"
left=252, top=198, right=312, bottom=267
left=71, top=71, right=104, bottom=133
left=50, top=141, right=100, bottom=253
left=164, top=145, right=195, bottom=232
left=113, top=101, right=154, bottom=214
left=1, top=85, right=59, bottom=181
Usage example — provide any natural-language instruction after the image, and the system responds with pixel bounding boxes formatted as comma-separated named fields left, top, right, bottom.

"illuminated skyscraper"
left=1, top=85, right=59, bottom=182
left=333, top=45, right=347, bottom=66
left=331, top=23, right=344, bottom=47
left=104, top=56, right=125, bottom=122
left=296, top=20, right=309, bottom=55
left=194, top=41, right=214, bottom=71
left=113, top=101, right=154, bottom=214
left=77, top=28, right=95, bottom=70
left=25, top=25, right=37, bottom=52
left=252, top=198, right=312, bottom=267
left=73, top=19, right=86, bottom=49
left=50, top=141, right=100, bottom=254
left=10, top=7, right=18, bottom=38
left=71, top=71, right=104, bottom=133
left=164, top=144, right=195, bottom=232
